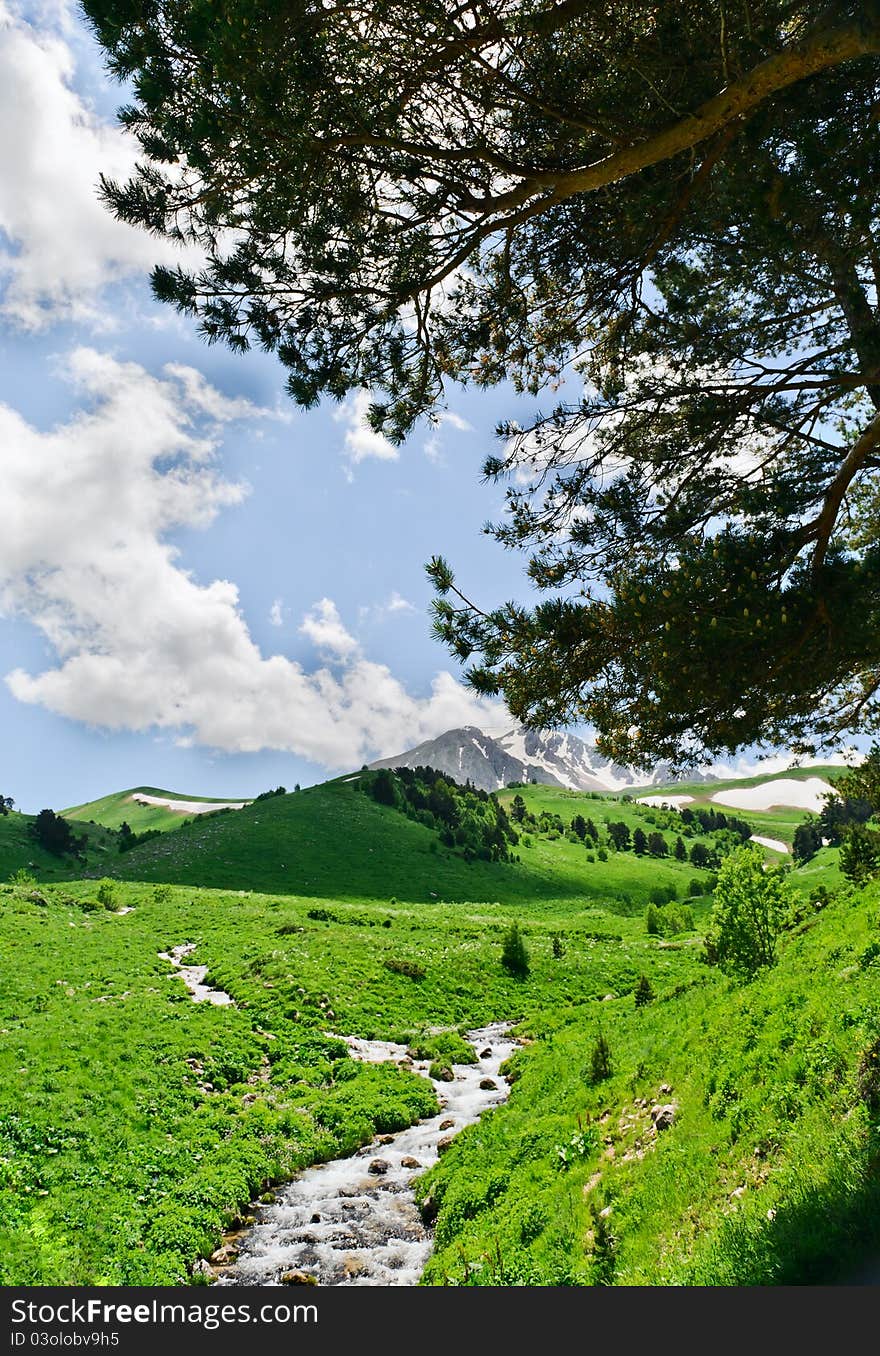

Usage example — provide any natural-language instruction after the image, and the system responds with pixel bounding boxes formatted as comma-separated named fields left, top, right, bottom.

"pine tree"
left=501, top=923, right=530, bottom=978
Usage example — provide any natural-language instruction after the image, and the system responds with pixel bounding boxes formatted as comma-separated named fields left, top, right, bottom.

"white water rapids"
left=215, top=1022, right=517, bottom=1287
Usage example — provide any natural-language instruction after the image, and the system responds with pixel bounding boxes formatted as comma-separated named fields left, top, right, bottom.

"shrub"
left=96, top=879, right=117, bottom=910
left=501, top=923, right=530, bottom=978
left=596, top=847, right=608, bottom=862
left=645, top=904, right=661, bottom=936
left=383, top=957, right=426, bottom=980
left=634, top=975, right=655, bottom=1006
left=553, top=1124, right=599, bottom=1169
left=551, top=933, right=565, bottom=959
left=586, top=1031, right=613, bottom=1085
left=856, top=1037, right=880, bottom=1113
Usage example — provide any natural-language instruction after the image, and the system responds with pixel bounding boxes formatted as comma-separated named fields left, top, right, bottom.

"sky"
left=0, top=0, right=550, bottom=811
left=0, top=2, right=859, bottom=815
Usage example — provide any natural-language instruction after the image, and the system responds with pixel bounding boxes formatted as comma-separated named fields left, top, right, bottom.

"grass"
left=108, top=780, right=728, bottom=911
left=0, top=810, right=118, bottom=883
left=65, top=787, right=250, bottom=835
left=3, top=769, right=877, bottom=1286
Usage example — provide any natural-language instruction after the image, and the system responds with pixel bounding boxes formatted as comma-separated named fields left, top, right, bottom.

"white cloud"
left=0, top=2, right=186, bottom=327
left=269, top=598, right=284, bottom=628
left=386, top=591, right=416, bottom=614
left=424, top=409, right=473, bottom=464
left=333, top=390, right=399, bottom=466
left=299, top=598, right=359, bottom=660
left=0, top=350, right=506, bottom=767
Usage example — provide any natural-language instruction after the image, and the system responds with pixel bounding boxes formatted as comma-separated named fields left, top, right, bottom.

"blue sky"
left=0, top=0, right=553, bottom=812
left=0, top=2, right=858, bottom=815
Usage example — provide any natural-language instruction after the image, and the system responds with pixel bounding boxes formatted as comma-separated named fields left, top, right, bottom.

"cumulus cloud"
left=0, top=350, right=505, bottom=766
left=269, top=598, right=285, bottom=628
left=333, top=390, right=400, bottom=467
left=299, top=598, right=360, bottom=660
left=0, top=1, right=185, bottom=327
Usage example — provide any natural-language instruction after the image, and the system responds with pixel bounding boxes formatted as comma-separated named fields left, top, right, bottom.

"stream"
left=214, top=1022, right=517, bottom=1287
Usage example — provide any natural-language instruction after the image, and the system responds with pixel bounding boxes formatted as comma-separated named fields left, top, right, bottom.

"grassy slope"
left=0, top=875, right=695, bottom=1284
left=109, top=780, right=739, bottom=911
left=65, top=787, right=248, bottom=835
left=5, top=769, right=876, bottom=1287
left=418, top=872, right=880, bottom=1286
left=0, top=811, right=118, bottom=882
left=635, top=764, right=847, bottom=848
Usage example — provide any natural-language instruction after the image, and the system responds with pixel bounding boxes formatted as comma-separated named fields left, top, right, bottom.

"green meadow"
left=2, top=770, right=878, bottom=1286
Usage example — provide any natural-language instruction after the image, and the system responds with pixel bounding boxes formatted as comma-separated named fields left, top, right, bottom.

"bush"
left=645, top=904, right=661, bottom=936
left=634, top=975, right=655, bottom=1006
left=551, top=933, right=565, bottom=959
left=707, top=847, right=788, bottom=978
left=554, top=1124, right=599, bottom=1169
left=96, top=879, right=117, bottom=910
left=586, top=1031, right=613, bottom=1085
left=501, top=923, right=530, bottom=978
left=383, top=957, right=426, bottom=980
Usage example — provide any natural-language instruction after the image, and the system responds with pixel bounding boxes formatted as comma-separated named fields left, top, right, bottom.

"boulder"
left=437, top=1135, right=455, bottom=1155
left=480, top=1048, right=492, bottom=1058
left=401, top=1156, right=421, bottom=1169
left=281, top=1271, right=317, bottom=1286
left=439, top=1118, right=455, bottom=1130
left=368, top=1158, right=391, bottom=1175
left=210, top=1245, right=238, bottom=1264
left=479, top=1078, right=497, bottom=1090
left=650, top=1102, right=678, bottom=1131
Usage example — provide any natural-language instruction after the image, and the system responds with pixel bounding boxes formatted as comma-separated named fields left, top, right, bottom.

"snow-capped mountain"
left=366, top=724, right=717, bottom=794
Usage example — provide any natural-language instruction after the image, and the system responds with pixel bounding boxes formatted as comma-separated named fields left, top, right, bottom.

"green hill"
left=0, top=809, right=119, bottom=882
left=109, top=777, right=739, bottom=912
left=65, top=786, right=252, bottom=835
left=1, top=782, right=877, bottom=1285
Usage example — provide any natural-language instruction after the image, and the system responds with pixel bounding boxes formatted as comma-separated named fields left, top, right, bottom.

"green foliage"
left=708, top=847, right=789, bottom=978
left=586, top=1031, right=613, bottom=1086
left=554, top=1123, right=599, bottom=1170
left=501, top=923, right=530, bottom=978
left=95, top=878, right=117, bottom=910
left=383, top=957, right=426, bottom=981
left=365, top=766, right=517, bottom=863
left=28, top=810, right=85, bottom=859
left=551, top=932, right=565, bottom=959
left=840, top=827, right=880, bottom=885
left=634, top=975, right=655, bottom=1007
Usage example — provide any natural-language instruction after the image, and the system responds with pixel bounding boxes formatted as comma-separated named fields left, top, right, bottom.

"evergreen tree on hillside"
left=501, top=923, right=530, bottom=978
left=690, top=842, right=711, bottom=869
left=647, top=831, right=668, bottom=858
left=793, top=818, right=822, bottom=863
left=839, top=825, right=880, bottom=885
left=674, top=836, right=687, bottom=861
left=607, top=821, right=631, bottom=852
left=371, top=768, right=400, bottom=808
left=632, top=828, right=648, bottom=856
left=28, top=810, right=86, bottom=859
